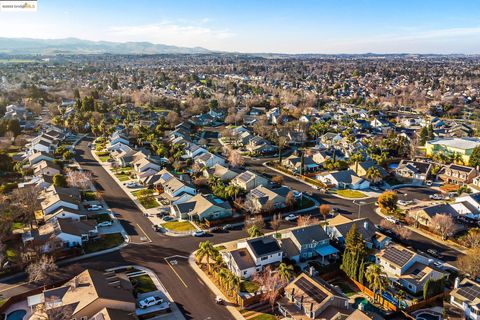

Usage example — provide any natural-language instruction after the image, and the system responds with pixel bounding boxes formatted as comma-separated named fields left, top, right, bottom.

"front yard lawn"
left=139, top=197, right=159, bottom=209
left=11, top=222, right=25, bottom=230
left=130, top=274, right=157, bottom=296
left=82, top=191, right=97, bottom=201
left=335, top=189, right=367, bottom=198
left=250, top=314, right=277, bottom=320
left=115, top=172, right=131, bottom=181
left=84, top=233, right=124, bottom=253
left=240, top=280, right=260, bottom=293
left=161, top=221, right=196, bottom=232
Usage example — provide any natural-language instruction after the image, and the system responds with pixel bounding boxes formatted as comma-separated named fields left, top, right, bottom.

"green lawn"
left=11, top=222, right=25, bottom=230
left=99, top=156, right=110, bottom=162
left=250, top=314, right=277, bottom=320
left=331, top=281, right=357, bottom=297
left=240, top=280, right=260, bottom=293
left=112, top=168, right=132, bottom=181
left=139, top=197, right=159, bottom=209
left=115, top=173, right=131, bottom=181
left=82, top=191, right=97, bottom=201
left=161, top=221, right=196, bottom=232
left=335, top=189, right=367, bottom=199
left=95, top=150, right=109, bottom=156
left=84, top=233, right=124, bottom=253
left=6, top=248, right=17, bottom=261
left=130, top=274, right=157, bottom=295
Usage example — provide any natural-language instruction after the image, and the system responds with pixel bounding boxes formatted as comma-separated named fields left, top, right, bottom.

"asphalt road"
left=0, top=140, right=463, bottom=318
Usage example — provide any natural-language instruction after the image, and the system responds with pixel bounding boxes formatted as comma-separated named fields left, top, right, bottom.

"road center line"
left=136, top=223, right=152, bottom=243
left=164, top=258, right=188, bottom=288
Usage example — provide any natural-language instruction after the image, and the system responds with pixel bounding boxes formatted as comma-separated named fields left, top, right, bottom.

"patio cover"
left=315, top=245, right=339, bottom=257
left=27, top=293, right=44, bottom=309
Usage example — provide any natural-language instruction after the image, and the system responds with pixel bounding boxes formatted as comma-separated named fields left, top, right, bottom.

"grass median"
left=161, top=221, right=196, bottom=232
left=84, top=233, right=124, bottom=253
left=335, top=189, right=367, bottom=199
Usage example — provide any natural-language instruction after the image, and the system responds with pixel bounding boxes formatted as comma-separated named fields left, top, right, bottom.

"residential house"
left=280, top=224, right=338, bottom=263
left=231, top=171, right=269, bottom=191
left=40, top=186, right=80, bottom=216
left=439, top=164, right=477, bottom=185
left=350, top=160, right=388, bottom=178
left=376, top=244, right=445, bottom=294
left=410, top=203, right=464, bottom=234
left=171, top=193, right=232, bottom=221
left=33, top=160, right=61, bottom=177
left=158, top=171, right=196, bottom=199
left=194, top=152, right=226, bottom=168
left=246, top=185, right=290, bottom=213
left=183, top=142, right=207, bottom=159
left=54, top=218, right=98, bottom=247
left=325, top=215, right=390, bottom=249
left=282, top=154, right=320, bottom=173
left=450, top=278, right=480, bottom=320
left=108, top=131, right=130, bottom=148
left=203, top=163, right=239, bottom=182
left=395, top=160, right=432, bottom=184
left=246, top=136, right=276, bottom=154
left=318, top=169, right=370, bottom=190
left=426, top=137, right=480, bottom=164
left=277, top=273, right=350, bottom=320
left=32, top=269, right=136, bottom=320
left=28, top=151, right=55, bottom=166
left=133, top=157, right=161, bottom=180
left=222, top=235, right=283, bottom=279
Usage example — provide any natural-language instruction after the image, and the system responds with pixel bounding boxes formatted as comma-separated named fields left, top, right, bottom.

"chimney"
left=454, top=277, right=460, bottom=289
left=364, top=221, right=369, bottom=230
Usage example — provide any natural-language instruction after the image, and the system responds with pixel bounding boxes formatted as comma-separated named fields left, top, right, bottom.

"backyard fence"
left=351, top=279, right=398, bottom=312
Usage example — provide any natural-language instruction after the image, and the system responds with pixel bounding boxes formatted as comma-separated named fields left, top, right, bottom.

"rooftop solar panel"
left=382, top=246, right=414, bottom=267
left=458, top=284, right=480, bottom=301
left=251, top=189, right=266, bottom=198
left=161, top=173, right=173, bottom=182
left=239, top=172, right=253, bottom=182
left=295, top=277, right=327, bottom=304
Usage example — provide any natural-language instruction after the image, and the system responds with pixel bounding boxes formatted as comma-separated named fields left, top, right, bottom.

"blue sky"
left=1, top=0, right=480, bottom=53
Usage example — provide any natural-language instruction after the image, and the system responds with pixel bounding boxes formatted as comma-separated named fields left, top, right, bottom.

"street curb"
left=188, top=252, right=245, bottom=320
left=375, top=208, right=467, bottom=255
left=106, top=265, right=185, bottom=320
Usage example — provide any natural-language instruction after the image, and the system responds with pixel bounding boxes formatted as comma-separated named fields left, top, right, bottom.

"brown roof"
left=57, top=219, right=97, bottom=236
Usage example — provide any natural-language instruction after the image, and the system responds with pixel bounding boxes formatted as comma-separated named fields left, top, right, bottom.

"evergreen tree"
left=469, top=146, right=480, bottom=167
left=419, top=126, right=429, bottom=145
left=340, top=224, right=367, bottom=281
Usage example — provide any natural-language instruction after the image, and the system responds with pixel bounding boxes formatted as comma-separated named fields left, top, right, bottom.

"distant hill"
left=0, top=37, right=211, bottom=54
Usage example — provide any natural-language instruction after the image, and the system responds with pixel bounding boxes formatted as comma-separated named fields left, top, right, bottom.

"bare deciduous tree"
left=65, top=168, right=93, bottom=190
left=270, top=213, right=282, bottom=235
left=460, top=228, right=480, bottom=248
left=297, top=215, right=320, bottom=227
left=430, top=214, right=455, bottom=240
left=11, top=186, right=40, bottom=228
left=26, top=255, right=58, bottom=287
left=245, top=214, right=265, bottom=230
left=228, top=149, right=245, bottom=168
left=253, top=266, right=287, bottom=311
left=458, top=248, right=480, bottom=279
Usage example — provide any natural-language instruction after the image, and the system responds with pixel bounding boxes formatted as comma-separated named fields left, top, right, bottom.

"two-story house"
left=246, top=185, right=290, bottom=213
left=230, top=171, right=269, bottom=191
left=450, top=278, right=480, bottom=320
left=440, top=164, right=477, bottom=185
left=395, top=160, right=432, bottom=184
left=222, top=235, right=283, bottom=279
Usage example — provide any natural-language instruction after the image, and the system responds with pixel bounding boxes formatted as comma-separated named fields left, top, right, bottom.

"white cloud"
left=106, top=21, right=234, bottom=47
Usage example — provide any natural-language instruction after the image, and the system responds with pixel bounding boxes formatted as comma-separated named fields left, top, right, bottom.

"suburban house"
left=54, top=218, right=98, bottom=247
left=222, top=235, right=283, bottom=279
left=107, top=131, right=130, bottom=148
left=439, top=164, right=477, bottom=185
left=376, top=244, right=445, bottom=294
left=450, top=278, right=480, bottom=320
left=282, top=154, right=320, bottom=173
left=395, top=160, right=432, bottom=184
left=158, top=171, right=196, bottom=199
left=279, top=224, right=338, bottom=264
left=277, top=273, right=350, bottom=320
left=409, top=203, right=464, bottom=234
left=350, top=160, right=388, bottom=178
left=246, top=185, right=290, bottom=213
left=183, top=142, right=207, bottom=159
left=33, top=160, right=61, bottom=177
left=28, top=269, right=136, bottom=320
left=133, top=157, right=161, bottom=180
left=246, top=136, right=276, bottom=154
left=203, top=163, right=239, bottom=182
left=231, top=171, right=269, bottom=191
left=194, top=152, right=226, bottom=168
left=171, top=193, right=232, bottom=221
left=426, top=137, right=480, bottom=164
left=318, top=169, right=370, bottom=190
left=28, top=151, right=55, bottom=166
left=40, top=186, right=80, bottom=216
left=325, top=215, right=390, bottom=249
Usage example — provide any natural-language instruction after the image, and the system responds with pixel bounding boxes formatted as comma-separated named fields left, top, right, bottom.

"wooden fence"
left=351, top=278, right=398, bottom=312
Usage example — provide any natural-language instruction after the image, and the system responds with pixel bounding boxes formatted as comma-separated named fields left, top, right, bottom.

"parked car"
left=222, top=224, right=233, bottom=231
left=138, top=296, right=164, bottom=309
left=427, top=249, right=442, bottom=258
left=215, top=296, right=224, bottom=304
left=429, top=194, right=444, bottom=200
left=398, top=200, right=413, bottom=206
left=385, top=216, right=399, bottom=224
left=152, top=224, right=161, bottom=232
left=370, top=186, right=380, bottom=192
left=124, top=182, right=140, bottom=188
left=426, top=180, right=433, bottom=186
left=285, top=214, right=298, bottom=222
left=86, top=204, right=103, bottom=211
left=162, top=216, right=175, bottom=222
left=97, top=221, right=113, bottom=227
left=193, top=230, right=206, bottom=237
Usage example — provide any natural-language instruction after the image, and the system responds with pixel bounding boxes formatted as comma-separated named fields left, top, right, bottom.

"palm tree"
left=247, top=225, right=263, bottom=238
left=365, top=264, right=388, bottom=302
left=350, top=152, right=364, bottom=175
left=365, top=167, right=382, bottom=184
left=228, top=273, right=241, bottom=298
left=218, top=268, right=229, bottom=291
left=195, top=241, right=218, bottom=272
left=277, top=263, right=294, bottom=283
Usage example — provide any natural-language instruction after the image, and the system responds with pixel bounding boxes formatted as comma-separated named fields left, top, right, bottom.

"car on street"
left=97, top=220, right=113, bottom=227
left=193, top=230, right=206, bottom=237
left=370, top=186, right=380, bottom=192
left=162, top=216, right=175, bottom=222
left=152, top=224, right=161, bottom=232
left=429, top=193, right=444, bottom=200
left=215, top=296, right=224, bottom=304
left=426, top=180, right=433, bottom=186
left=385, top=216, right=399, bottom=224
left=398, top=200, right=413, bottom=206
left=292, top=191, right=302, bottom=199
left=222, top=224, right=233, bottom=231
left=285, top=214, right=298, bottom=221
left=427, top=249, right=442, bottom=258
left=138, top=296, right=164, bottom=309
left=86, top=204, right=103, bottom=211
left=124, top=182, right=140, bottom=188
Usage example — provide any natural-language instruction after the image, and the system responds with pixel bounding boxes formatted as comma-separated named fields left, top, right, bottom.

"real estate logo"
left=0, top=0, right=37, bottom=11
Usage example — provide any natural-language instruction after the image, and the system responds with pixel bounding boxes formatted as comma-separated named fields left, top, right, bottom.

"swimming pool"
left=6, top=310, right=27, bottom=320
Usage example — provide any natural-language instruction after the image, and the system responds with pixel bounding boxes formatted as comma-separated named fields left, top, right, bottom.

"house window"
left=243, top=271, right=247, bottom=275
left=81, top=317, right=87, bottom=320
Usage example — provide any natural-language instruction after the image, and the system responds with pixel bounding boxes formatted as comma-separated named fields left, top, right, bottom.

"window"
left=243, top=271, right=247, bottom=275
left=81, top=317, right=87, bottom=320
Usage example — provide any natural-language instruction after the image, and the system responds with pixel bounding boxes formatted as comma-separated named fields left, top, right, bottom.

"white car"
left=429, top=194, right=444, bottom=200
left=398, top=200, right=413, bottom=206
left=385, top=216, right=399, bottom=224
left=124, top=182, right=139, bottom=188
left=87, top=204, right=103, bottom=211
left=426, top=180, right=433, bottom=186
left=285, top=214, right=298, bottom=222
left=97, top=221, right=113, bottom=227
left=138, top=296, right=164, bottom=309
left=193, top=230, right=206, bottom=237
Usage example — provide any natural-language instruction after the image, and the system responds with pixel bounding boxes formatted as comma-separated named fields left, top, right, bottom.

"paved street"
left=0, top=139, right=463, bottom=320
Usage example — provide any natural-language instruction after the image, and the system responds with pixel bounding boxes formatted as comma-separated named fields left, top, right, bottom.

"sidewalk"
left=188, top=253, right=245, bottom=320
left=375, top=208, right=467, bottom=254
